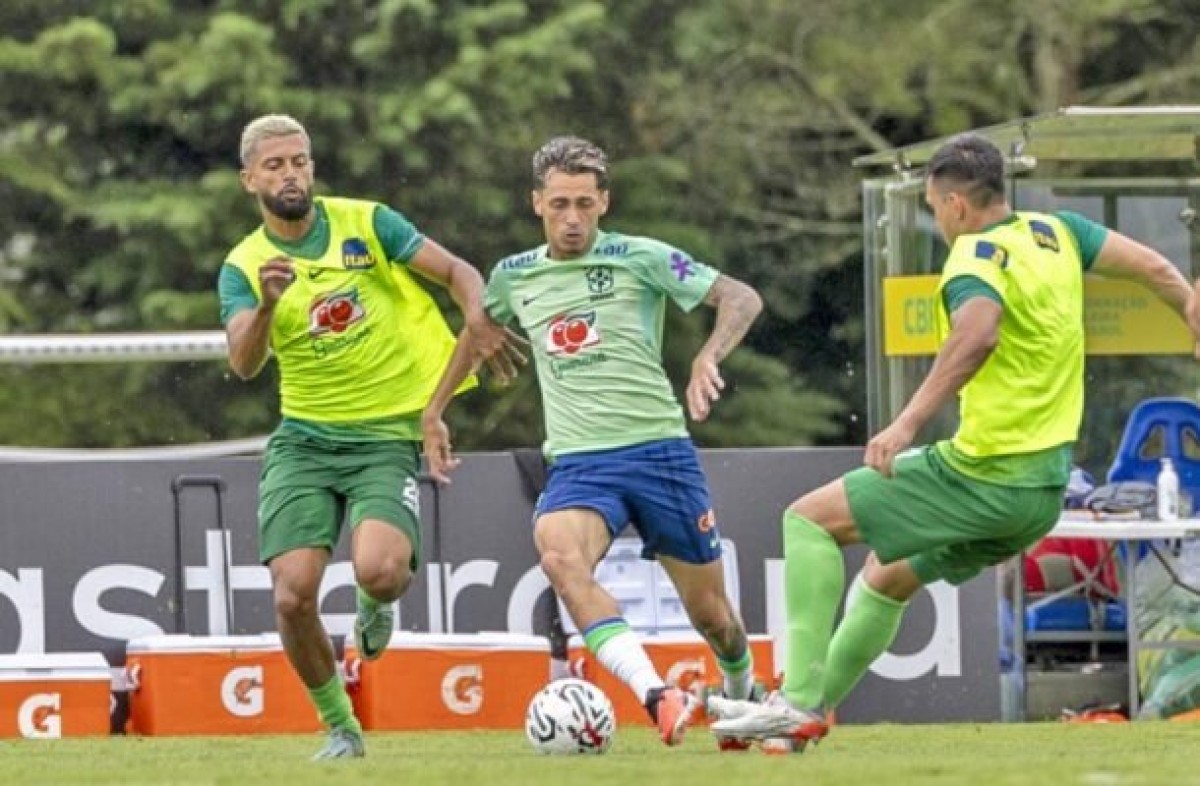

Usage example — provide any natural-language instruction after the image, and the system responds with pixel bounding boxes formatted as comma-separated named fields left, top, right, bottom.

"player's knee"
left=790, top=491, right=829, bottom=525
left=861, top=553, right=922, bottom=601
left=273, top=584, right=318, bottom=622
left=356, top=567, right=411, bottom=602
left=539, top=548, right=588, bottom=593
left=789, top=486, right=858, bottom=544
left=355, top=552, right=412, bottom=602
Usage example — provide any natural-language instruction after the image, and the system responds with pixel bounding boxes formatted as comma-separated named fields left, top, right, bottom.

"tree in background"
left=636, top=0, right=1200, bottom=451
left=3, top=0, right=1200, bottom=449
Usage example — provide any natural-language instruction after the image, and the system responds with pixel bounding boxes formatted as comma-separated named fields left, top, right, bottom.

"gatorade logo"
left=665, top=659, right=707, bottom=696
left=220, top=666, right=265, bottom=718
left=17, top=693, right=61, bottom=739
left=440, top=664, right=483, bottom=715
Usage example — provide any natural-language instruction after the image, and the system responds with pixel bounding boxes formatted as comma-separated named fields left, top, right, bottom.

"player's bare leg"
left=350, top=520, right=413, bottom=660
left=537, top=509, right=696, bottom=745
left=661, top=555, right=759, bottom=750
left=271, top=547, right=364, bottom=759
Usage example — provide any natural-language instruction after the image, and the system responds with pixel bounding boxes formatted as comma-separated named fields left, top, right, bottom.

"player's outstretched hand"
left=467, top=310, right=528, bottom=385
left=864, top=420, right=916, bottom=478
left=421, top=414, right=461, bottom=485
left=687, top=354, right=725, bottom=422
left=258, top=256, right=296, bottom=307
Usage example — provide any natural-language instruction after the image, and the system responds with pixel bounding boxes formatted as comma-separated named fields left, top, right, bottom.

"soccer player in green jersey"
left=421, top=136, right=764, bottom=748
left=710, top=133, right=1200, bottom=751
left=217, top=114, right=522, bottom=760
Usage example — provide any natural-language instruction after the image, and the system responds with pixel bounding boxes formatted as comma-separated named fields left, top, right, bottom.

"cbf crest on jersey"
left=585, top=266, right=614, bottom=299
left=341, top=238, right=376, bottom=270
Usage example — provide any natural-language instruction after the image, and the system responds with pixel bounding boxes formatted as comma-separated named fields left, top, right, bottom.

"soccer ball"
left=524, top=678, right=616, bottom=755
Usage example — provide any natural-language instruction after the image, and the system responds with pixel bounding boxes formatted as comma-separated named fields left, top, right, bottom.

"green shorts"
left=845, top=445, right=1063, bottom=586
left=258, top=432, right=422, bottom=568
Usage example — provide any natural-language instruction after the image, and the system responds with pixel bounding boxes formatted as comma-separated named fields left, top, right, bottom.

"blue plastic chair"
left=1018, top=398, right=1200, bottom=641
left=1101, top=395, right=1200, bottom=598
left=1017, top=399, right=1200, bottom=649
left=1107, top=396, right=1200, bottom=502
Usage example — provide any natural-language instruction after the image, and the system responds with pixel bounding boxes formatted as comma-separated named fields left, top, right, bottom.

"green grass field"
left=0, top=723, right=1194, bottom=786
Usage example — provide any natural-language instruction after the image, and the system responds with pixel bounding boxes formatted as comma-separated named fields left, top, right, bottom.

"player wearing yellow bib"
left=711, top=133, right=1200, bottom=750
left=217, top=115, right=522, bottom=760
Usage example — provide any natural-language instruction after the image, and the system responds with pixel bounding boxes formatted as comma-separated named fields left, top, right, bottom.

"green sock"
left=782, top=510, right=844, bottom=710
left=824, top=574, right=908, bottom=709
left=356, top=586, right=379, bottom=615
left=309, top=674, right=361, bottom=733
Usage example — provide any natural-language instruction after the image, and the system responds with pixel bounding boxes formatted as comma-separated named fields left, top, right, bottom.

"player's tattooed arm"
left=687, top=275, right=763, bottom=422
left=699, top=275, right=763, bottom=364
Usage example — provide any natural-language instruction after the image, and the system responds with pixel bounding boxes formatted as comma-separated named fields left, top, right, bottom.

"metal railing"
left=0, top=331, right=227, bottom=363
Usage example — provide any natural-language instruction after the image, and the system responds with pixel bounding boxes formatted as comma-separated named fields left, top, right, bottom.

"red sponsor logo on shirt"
left=546, top=311, right=600, bottom=355
left=308, top=288, right=365, bottom=336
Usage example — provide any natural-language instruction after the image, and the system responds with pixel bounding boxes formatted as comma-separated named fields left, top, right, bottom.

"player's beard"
left=261, top=186, right=313, bottom=221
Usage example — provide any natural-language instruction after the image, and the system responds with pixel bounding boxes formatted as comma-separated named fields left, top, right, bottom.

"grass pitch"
left=0, top=722, right=1194, bottom=786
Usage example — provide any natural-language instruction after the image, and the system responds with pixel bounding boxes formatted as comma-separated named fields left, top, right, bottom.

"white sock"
left=724, top=669, right=755, bottom=700
left=715, top=642, right=755, bottom=699
left=594, top=630, right=665, bottom=704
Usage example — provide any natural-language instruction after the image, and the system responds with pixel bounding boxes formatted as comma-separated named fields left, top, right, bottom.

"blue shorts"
left=534, top=438, right=721, bottom=564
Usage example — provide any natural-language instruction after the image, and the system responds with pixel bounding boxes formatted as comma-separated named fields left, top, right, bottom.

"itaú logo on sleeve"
left=440, top=664, right=483, bottom=715
left=220, top=666, right=265, bottom=718
left=18, top=693, right=61, bottom=739
left=545, top=311, right=600, bottom=355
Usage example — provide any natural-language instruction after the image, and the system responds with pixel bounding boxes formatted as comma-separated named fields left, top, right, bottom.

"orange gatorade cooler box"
left=126, top=634, right=319, bottom=735
left=569, top=632, right=776, bottom=724
left=346, top=632, right=550, bottom=730
left=0, top=653, right=112, bottom=738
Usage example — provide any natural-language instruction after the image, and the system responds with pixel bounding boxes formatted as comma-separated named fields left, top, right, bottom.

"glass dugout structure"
left=855, top=106, right=1200, bottom=478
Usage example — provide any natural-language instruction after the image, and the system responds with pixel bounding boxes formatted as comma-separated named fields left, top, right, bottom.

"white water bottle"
left=1158, top=457, right=1180, bottom=522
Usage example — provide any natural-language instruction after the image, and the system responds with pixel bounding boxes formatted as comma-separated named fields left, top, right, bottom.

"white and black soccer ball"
left=524, top=678, right=616, bottom=755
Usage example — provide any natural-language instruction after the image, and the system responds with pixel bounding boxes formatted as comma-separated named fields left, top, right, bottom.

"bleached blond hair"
left=239, top=114, right=310, bottom=166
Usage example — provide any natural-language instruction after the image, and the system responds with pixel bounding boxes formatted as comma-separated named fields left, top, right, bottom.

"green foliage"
left=3, top=0, right=1200, bottom=449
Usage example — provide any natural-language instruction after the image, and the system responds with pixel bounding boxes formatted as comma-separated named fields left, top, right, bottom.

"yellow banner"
left=882, top=275, right=1193, bottom=357
left=882, top=276, right=940, bottom=356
